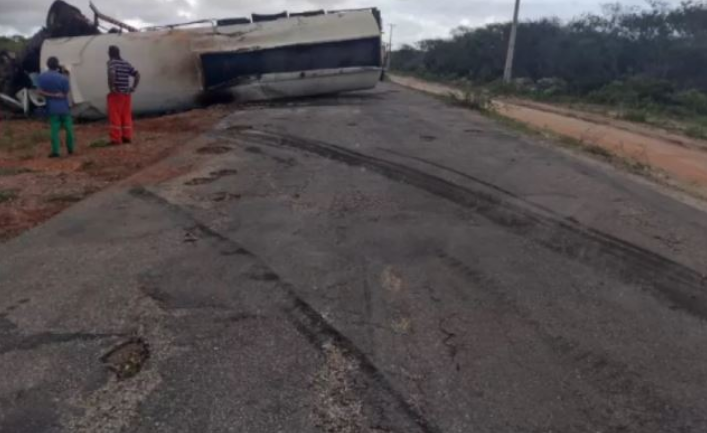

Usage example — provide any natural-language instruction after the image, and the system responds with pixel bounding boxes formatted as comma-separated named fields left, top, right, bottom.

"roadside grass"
left=613, top=106, right=707, bottom=140
left=89, top=139, right=112, bottom=148
left=618, top=109, right=648, bottom=123
left=0, top=124, right=49, bottom=152
left=685, top=125, right=707, bottom=140
left=448, top=87, right=492, bottom=112
left=0, top=189, right=18, bottom=203
left=0, top=125, right=15, bottom=150
left=485, top=109, right=654, bottom=177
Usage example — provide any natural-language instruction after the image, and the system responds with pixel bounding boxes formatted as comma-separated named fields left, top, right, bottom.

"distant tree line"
left=392, top=1, right=707, bottom=114
left=0, top=36, right=27, bottom=53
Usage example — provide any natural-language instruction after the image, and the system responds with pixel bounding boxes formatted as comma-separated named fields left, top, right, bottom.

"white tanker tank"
left=40, top=8, right=384, bottom=119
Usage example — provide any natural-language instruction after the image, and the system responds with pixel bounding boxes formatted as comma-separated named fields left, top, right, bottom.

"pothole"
left=245, top=146, right=263, bottom=154
left=211, top=192, right=242, bottom=202
left=184, top=169, right=239, bottom=186
left=101, top=338, right=150, bottom=380
left=271, top=156, right=296, bottom=167
left=210, top=169, right=239, bottom=177
left=312, top=342, right=365, bottom=433
left=197, top=145, right=232, bottom=155
left=184, top=177, right=215, bottom=186
left=226, top=125, right=253, bottom=132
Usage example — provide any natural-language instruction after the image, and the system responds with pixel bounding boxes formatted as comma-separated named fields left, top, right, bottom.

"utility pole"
left=503, top=0, right=521, bottom=83
left=387, top=24, right=395, bottom=70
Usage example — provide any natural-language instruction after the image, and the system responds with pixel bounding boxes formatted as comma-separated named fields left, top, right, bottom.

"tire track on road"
left=435, top=250, right=705, bottom=432
left=129, top=186, right=443, bottom=433
left=217, top=129, right=707, bottom=321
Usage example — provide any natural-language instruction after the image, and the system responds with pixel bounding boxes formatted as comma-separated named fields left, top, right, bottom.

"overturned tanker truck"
left=2, top=1, right=384, bottom=119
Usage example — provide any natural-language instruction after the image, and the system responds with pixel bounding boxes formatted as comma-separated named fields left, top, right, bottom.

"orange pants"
left=107, top=93, right=133, bottom=143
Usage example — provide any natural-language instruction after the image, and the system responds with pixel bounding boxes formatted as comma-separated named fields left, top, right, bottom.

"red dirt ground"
left=0, top=106, right=228, bottom=241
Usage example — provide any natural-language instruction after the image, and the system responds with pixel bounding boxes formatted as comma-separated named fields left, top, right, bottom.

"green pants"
left=49, top=114, right=75, bottom=155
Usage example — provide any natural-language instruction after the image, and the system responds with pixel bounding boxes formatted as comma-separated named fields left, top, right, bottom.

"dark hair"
left=47, top=56, right=60, bottom=71
left=108, top=45, right=121, bottom=59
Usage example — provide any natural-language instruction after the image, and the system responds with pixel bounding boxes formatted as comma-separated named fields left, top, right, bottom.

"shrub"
left=452, top=86, right=492, bottom=112
left=673, top=90, right=707, bottom=115
left=620, top=110, right=648, bottom=123
left=685, top=125, right=707, bottom=140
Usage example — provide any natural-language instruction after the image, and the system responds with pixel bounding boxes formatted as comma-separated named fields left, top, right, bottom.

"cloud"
left=0, top=0, right=659, bottom=45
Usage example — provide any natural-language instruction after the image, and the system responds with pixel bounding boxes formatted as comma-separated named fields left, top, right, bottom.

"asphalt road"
left=2, top=83, right=707, bottom=433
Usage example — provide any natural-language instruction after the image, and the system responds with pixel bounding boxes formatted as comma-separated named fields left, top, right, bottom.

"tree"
left=391, top=1, right=707, bottom=93
left=0, top=35, right=27, bottom=53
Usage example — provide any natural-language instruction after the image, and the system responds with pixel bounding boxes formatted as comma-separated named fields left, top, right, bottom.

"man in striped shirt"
left=107, top=45, right=140, bottom=144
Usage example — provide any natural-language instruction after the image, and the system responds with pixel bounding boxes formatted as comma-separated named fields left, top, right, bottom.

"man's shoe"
left=48, top=153, right=60, bottom=158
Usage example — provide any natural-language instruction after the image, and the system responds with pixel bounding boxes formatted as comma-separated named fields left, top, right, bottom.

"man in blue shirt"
left=37, top=57, right=75, bottom=158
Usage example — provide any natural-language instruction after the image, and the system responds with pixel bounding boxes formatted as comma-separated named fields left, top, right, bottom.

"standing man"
left=37, top=57, right=74, bottom=158
left=107, top=46, right=140, bottom=144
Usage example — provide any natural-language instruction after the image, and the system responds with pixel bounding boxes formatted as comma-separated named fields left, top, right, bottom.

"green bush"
left=0, top=189, right=18, bottom=203
left=589, top=78, right=675, bottom=107
left=685, top=125, right=707, bottom=140
left=0, top=36, right=27, bottom=53
left=673, top=90, right=707, bottom=115
left=452, top=86, right=492, bottom=112
left=620, top=110, right=648, bottom=123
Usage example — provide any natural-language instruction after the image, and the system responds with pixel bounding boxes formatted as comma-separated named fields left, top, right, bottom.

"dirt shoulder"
left=0, top=106, right=229, bottom=241
left=389, top=74, right=707, bottom=201
left=504, top=98, right=707, bottom=153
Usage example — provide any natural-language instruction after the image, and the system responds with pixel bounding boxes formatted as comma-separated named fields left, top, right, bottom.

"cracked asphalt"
left=2, top=83, right=707, bottom=432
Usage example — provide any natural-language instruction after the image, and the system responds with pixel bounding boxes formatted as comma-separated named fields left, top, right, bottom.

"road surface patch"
left=381, top=266, right=403, bottom=293
left=101, top=338, right=150, bottom=380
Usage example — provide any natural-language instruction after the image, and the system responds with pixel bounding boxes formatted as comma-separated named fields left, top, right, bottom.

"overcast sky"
left=0, top=0, right=668, bottom=46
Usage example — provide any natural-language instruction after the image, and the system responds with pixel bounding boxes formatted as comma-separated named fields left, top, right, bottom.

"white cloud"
left=176, top=9, right=195, bottom=19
